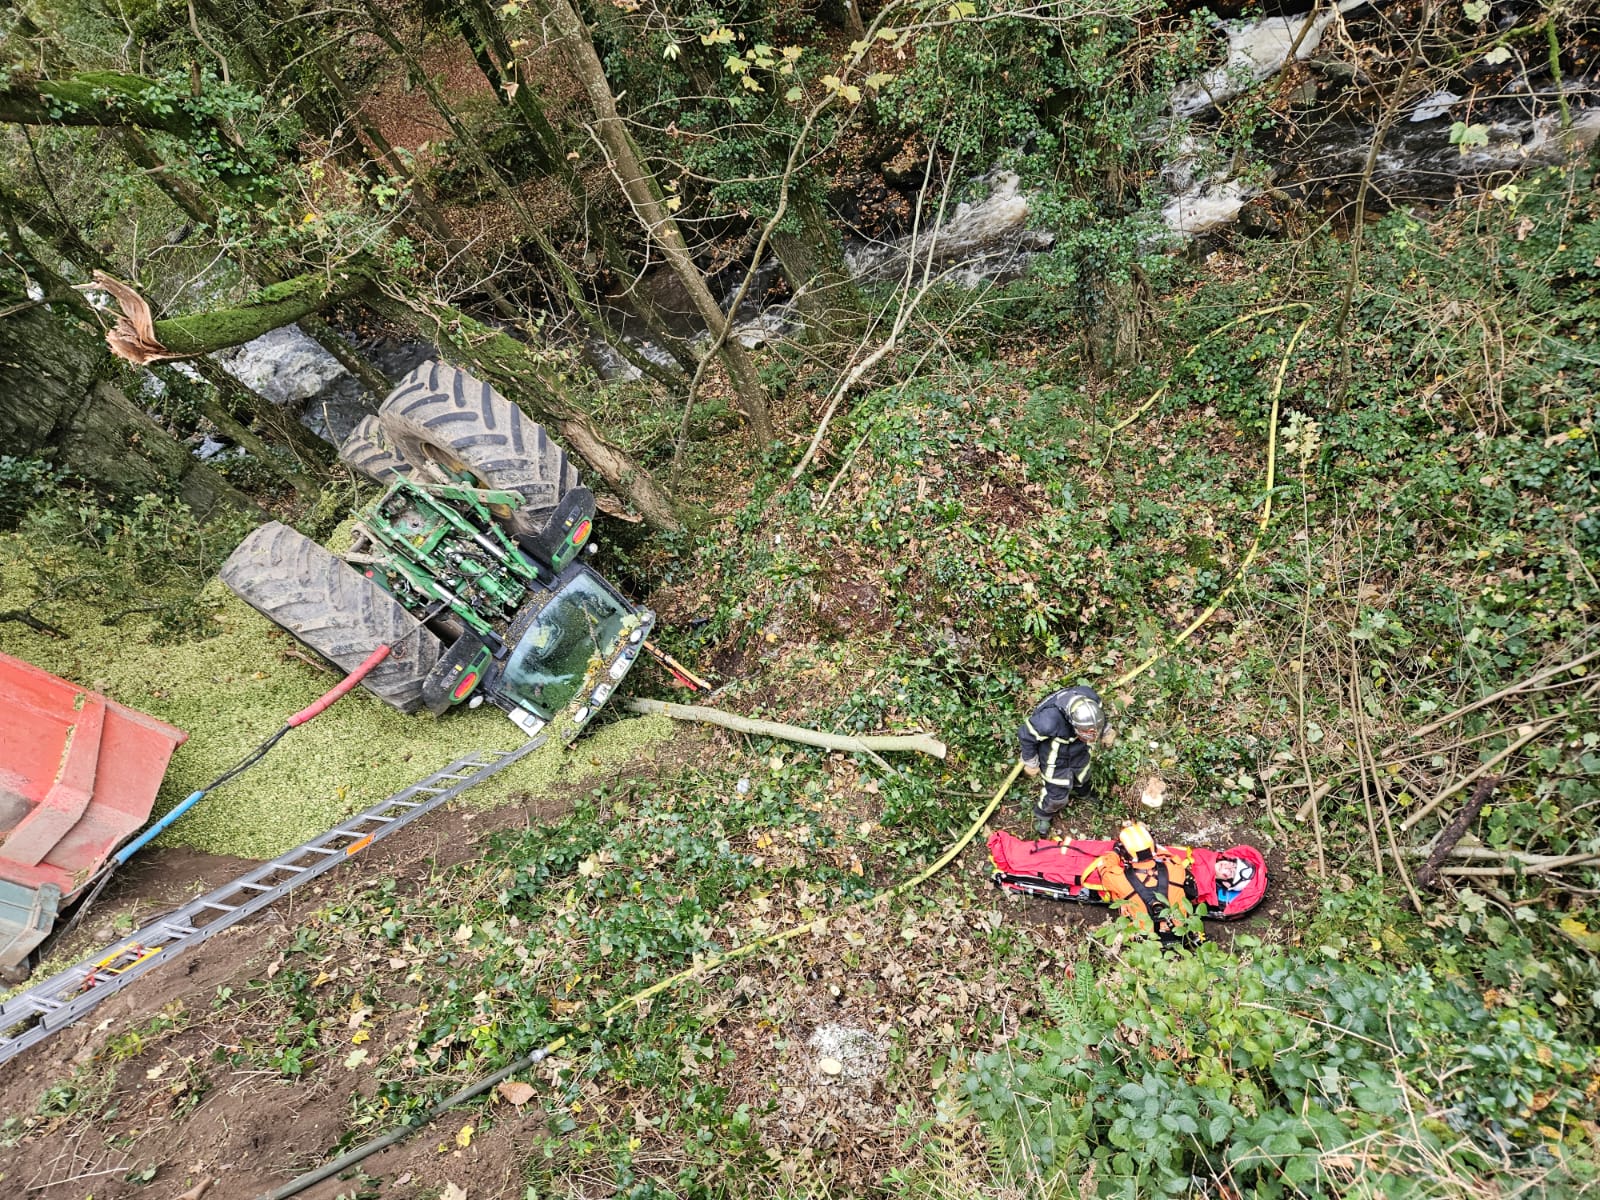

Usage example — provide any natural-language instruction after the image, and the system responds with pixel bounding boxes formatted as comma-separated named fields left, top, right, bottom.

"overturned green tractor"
left=221, top=361, right=653, bottom=741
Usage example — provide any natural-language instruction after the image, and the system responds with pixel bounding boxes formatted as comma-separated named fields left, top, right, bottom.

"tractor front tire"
left=339, top=415, right=413, bottom=484
left=376, top=360, right=579, bottom=536
left=220, top=522, right=442, bottom=714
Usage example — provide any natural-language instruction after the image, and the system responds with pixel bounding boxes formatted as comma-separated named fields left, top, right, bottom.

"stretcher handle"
left=287, top=645, right=392, bottom=727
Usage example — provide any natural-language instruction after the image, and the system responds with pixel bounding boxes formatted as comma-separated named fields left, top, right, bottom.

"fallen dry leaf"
left=497, top=1081, right=537, bottom=1106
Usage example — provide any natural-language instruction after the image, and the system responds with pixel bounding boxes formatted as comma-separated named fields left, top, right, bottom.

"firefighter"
left=1018, top=685, right=1114, bottom=837
left=1082, top=821, right=1198, bottom=947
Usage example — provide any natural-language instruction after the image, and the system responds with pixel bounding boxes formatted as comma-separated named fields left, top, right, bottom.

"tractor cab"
left=495, top=565, right=650, bottom=737
left=348, top=475, right=653, bottom=732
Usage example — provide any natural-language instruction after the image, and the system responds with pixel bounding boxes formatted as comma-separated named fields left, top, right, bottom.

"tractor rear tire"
left=376, top=360, right=579, bottom=536
left=339, top=415, right=413, bottom=484
left=220, top=522, right=442, bottom=714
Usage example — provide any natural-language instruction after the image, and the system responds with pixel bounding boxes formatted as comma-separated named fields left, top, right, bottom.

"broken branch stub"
left=87, top=271, right=186, bottom=364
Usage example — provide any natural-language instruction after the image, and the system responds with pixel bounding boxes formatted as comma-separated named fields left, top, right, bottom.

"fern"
left=1039, top=961, right=1095, bottom=1030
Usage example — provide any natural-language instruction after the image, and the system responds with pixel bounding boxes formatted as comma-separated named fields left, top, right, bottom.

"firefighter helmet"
left=1066, top=694, right=1104, bottom=736
left=1117, top=821, right=1156, bottom=864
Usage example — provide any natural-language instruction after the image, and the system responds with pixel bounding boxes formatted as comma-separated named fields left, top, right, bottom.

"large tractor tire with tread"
left=376, top=360, right=579, bottom=536
left=339, top=415, right=413, bottom=484
left=220, top=522, right=442, bottom=714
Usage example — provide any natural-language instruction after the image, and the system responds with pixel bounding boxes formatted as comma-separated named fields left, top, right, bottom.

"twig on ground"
left=1414, top=777, right=1496, bottom=890
left=0, top=609, right=68, bottom=638
left=1348, top=658, right=1387, bottom=879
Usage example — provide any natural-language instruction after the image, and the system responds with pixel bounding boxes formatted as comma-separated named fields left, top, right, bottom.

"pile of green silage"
left=0, top=530, right=676, bottom=861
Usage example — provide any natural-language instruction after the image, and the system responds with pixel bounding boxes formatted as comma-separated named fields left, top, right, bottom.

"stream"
left=207, top=2, right=1595, bottom=449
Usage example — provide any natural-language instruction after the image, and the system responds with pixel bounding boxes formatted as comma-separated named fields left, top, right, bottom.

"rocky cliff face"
left=0, top=305, right=248, bottom=516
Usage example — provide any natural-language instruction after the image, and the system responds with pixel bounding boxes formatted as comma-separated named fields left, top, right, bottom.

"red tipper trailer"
left=0, top=651, right=187, bottom=974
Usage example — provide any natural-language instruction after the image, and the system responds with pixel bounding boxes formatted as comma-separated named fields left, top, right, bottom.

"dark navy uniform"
left=1018, top=685, right=1110, bottom=822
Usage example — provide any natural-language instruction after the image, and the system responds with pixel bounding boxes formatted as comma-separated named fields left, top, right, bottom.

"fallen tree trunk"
left=625, top=698, right=946, bottom=760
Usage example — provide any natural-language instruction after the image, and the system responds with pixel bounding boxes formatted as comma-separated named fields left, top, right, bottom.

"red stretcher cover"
left=987, top=830, right=1268, bottom=920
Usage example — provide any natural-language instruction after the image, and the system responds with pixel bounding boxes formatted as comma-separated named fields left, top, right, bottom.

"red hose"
left=287, top=645, right=392, bottom=727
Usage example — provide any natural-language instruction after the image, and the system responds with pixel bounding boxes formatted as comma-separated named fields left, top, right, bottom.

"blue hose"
left=113, top=790, right=206, bottom=866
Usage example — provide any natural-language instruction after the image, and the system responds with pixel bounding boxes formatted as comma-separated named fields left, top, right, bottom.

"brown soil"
left=0, top=738, right=674, bottom=1200
left=1, top=708, right=1308, bottom=1200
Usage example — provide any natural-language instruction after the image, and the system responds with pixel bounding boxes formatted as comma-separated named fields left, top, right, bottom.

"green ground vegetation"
left=2, top=164, right=1597, bottom=1198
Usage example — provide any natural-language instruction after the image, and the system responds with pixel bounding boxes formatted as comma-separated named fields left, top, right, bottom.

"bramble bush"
left=966, top=935, right=1596, bottom=1198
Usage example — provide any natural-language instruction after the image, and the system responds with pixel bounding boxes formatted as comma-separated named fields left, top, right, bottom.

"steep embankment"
left=3, top=164, right=1597, bottom=1197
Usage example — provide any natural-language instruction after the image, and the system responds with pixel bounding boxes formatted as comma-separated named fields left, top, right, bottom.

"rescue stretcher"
left=986, top=829, right=1268, bottom=919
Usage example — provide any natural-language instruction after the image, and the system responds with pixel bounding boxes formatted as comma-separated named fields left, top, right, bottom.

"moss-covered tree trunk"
left=1, top=189, right=321, bottom=499
left=543, top=0, right=776, bottom=444
left=140, top=273, right=373, bottom=357
left=0, top=72, right=213, bottom=137
left=448, top=0, right=563, bottom=176
left=0, top=304, right=253, bottom=517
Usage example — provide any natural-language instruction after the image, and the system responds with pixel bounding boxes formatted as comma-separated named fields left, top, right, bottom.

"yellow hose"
left=536, top=312, right=1313, bottom=1061
left=261, top=310, right=1311, bottom=1200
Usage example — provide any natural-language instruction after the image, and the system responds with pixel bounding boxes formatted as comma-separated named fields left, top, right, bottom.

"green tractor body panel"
left=348, top=477, right=652, bottom=737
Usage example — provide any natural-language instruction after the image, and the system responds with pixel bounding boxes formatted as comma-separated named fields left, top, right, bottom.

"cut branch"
left=625, top=698, right=946, bottom=760
left=1415, top=776, right=1496, bottom=890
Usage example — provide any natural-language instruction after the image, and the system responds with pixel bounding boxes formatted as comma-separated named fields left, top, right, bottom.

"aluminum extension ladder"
left=0, top=737, right=545, bottom=1070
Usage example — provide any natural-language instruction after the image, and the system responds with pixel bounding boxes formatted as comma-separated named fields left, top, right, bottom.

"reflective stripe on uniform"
left=1043, top=740, right=1072, bottom=786
left=1040, top=737, right=1088, bottom=787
